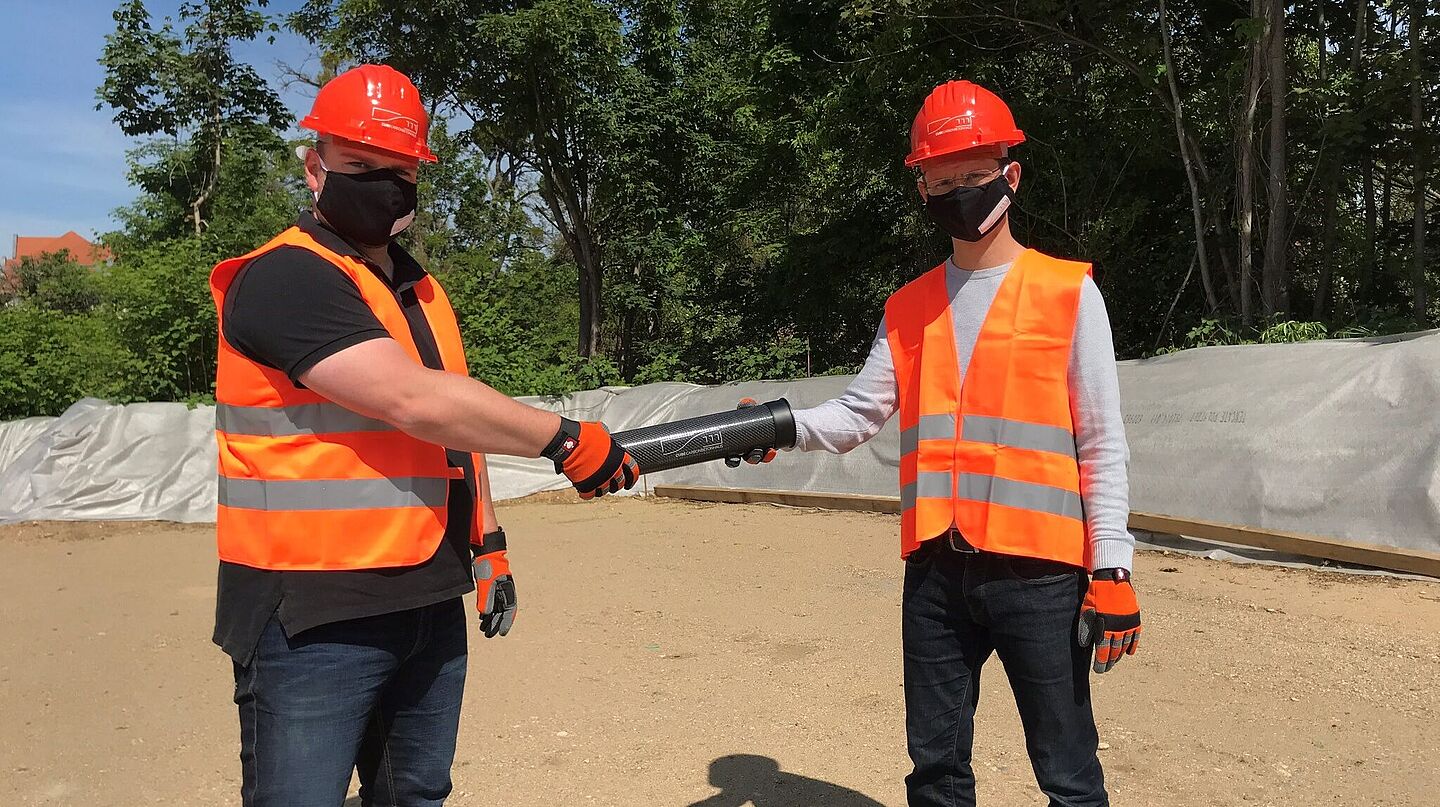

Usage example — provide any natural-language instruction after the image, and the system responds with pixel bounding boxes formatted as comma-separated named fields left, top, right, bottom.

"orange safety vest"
left=209, top=226, right=483, bottom=571
left=885, top=248, right=1091, bottom=566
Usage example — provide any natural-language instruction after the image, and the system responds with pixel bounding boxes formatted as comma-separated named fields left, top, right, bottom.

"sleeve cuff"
left=286, top=329, right=390, bottom=385
left=1089, top=533, right=1135, bottom=573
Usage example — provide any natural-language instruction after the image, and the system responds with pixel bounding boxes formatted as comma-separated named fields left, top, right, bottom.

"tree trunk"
left=1160, top=0, right=1218, bottom=313
left=1262, top=0, right=1289, bottom=317
left=534, top=168, right=603, bottom=358
left=1333, top=0, right=1371, bottom=313
left=1314, top=175, right=1340, bottom=319
left=1238, top=0, right=1266, bottom=328
left=1382, top=160, right=1393, bottom=303
left=527, top=75, right=604, bottom=359
left=1410, top=0, right=1428, bottom=323
left=1212, top=205, right=1241, bottom=310
left=1362, top=154, right=1376, bottom=304
left=575, top=221, right=602, bottom=358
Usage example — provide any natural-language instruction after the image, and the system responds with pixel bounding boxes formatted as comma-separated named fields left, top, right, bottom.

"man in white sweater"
left=785, top=81, right=1140, bottom=807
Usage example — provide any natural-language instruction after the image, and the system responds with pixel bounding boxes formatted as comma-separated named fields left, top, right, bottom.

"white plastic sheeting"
left=0, top=399, right=217, bottom=524
left=1119, top=330, right=1440, bottom=556
left=1, top=331, right=1437, bottom=560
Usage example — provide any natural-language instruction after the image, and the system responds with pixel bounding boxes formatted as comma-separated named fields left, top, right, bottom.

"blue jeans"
left=233, top=599, right=468, bottom=807
left=902, top=541, right=1107, bottom=807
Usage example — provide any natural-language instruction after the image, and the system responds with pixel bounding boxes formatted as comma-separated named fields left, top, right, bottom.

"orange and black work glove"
left=724, top=398, right=779, bottom=467
left=543, top=417, right=639, bottom=499
left=1077, top=568, right=1141, bottom=674
left=473, top=528, right=516, bottom=638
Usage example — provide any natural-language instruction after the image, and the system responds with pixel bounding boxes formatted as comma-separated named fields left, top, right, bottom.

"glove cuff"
left=473, top=528, right=507, bottom=557
left=541, top=418, right=580, bottom=463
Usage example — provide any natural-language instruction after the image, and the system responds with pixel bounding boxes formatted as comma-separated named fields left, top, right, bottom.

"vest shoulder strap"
left=1022, top=249, right=1093, bottom=283
left=884, top=263, right=947, bottom=335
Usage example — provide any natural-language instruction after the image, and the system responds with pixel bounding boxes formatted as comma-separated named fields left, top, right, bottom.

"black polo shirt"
left=212, top=211, right=476, bottom=664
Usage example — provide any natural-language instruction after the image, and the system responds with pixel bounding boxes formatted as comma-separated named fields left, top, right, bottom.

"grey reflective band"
left=901, top=471, right=955, bottom=508
left=915, top=471, right=954, bottom=498
left=961, top=415, right=1077, bottom=458
left=956, top=473, right=1084, bottom=521
left=216, top=403, right=395, bottom=437
left=218, top=476, right=448, bottom=511
left=900, top=414, right=959, bottom=455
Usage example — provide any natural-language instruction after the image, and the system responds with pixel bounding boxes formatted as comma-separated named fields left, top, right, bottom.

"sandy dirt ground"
left=1, top=497, right=1437, bottom=806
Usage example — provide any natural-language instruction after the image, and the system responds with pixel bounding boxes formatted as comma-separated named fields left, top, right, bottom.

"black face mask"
left=923, top=173, right=1016, bottom=242
left=315, top=165, right=418, bottom=248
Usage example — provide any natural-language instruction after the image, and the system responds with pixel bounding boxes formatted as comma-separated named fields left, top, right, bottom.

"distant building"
left=2, top=232, right=112, bottom=293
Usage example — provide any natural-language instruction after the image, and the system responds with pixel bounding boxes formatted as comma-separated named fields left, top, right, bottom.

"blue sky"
left=0, top=0, right=320, bottom=258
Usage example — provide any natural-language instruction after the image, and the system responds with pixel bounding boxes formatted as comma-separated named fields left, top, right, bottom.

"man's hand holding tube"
left=725, top=398, right=778, bottom=467
left=544, top=417, right=640, bottom=499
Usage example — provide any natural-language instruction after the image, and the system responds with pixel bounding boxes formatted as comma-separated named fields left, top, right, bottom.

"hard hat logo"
left=372, top=107, right=420, bottom=138
left=927, top=114, right=974, bottom=137
left=299, top=65, right=438, bottom=163
left=905, top=80, right=1024, bottom=168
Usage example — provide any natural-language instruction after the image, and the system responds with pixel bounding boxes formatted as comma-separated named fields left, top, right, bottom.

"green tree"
left=7, top=251, right=104, bottom=314
left=98, top=0, right=291, bottom=235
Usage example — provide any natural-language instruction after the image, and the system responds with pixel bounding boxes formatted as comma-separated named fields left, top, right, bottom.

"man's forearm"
left=398, top=369, right=562, bottom=458
left=793, top=318, right=898, bottom=454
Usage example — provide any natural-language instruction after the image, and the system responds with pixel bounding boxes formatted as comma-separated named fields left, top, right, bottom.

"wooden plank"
left=653, top=485, right=901, bottom=514
left=1127, top=512, right=1440, bottom=579
left=653, top=485, right=1440, bottom=578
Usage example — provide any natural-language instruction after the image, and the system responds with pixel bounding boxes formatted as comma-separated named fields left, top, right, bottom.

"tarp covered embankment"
left=1, top=331, right=1437, bottom=559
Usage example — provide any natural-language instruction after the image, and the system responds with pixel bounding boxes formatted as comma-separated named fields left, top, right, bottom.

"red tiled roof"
left=2, top=232, right=112, bottom=292
left=5, top=231, right=111, bottom=268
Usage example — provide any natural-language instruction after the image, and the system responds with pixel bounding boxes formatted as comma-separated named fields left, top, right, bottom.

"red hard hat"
left=904, top=80, right=1025, bottom=167
left=299, top=64, right=437, bottom=162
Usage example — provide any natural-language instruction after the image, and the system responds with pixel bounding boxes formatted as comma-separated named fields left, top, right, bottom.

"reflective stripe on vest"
left=885, top=249, right=1091, bottom=566
left=899, top=414, right=1077, bottom=459
left=216, top=402, right=394, bottom=436
left=217, top=476, right=450, bottom=511
left=901, top=472, right=1084, bottom=521
left=210, top=226, right=475, bottom=571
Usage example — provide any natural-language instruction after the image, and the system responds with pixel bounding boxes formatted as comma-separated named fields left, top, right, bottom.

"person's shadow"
left=686, top=754, right=886, bottom=807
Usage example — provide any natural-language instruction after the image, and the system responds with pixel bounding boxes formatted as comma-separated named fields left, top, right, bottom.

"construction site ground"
left=2, top=496, right=1437, bottom=806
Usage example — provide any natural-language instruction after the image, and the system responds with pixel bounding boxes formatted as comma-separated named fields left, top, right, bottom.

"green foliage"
left=437, top=250, right=585, bottom=396
left=1257, top=320, right=1330, bottom=344
left=99, top=237, right=224, bottom=403
left=1153, top=317, right=1346, bottom=355
left=0, top=304, right=141, bottom=419
left=8, top=252, right=104, bottom=314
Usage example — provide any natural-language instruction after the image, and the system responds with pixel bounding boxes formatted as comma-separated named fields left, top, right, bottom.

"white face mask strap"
left=977, top=196, right=1012, bottom=234
left=390, top=211, right=416, bottom=236
left=299, top=146, right=331, bottom=202
left=974, top=161, right=1018, bottom=234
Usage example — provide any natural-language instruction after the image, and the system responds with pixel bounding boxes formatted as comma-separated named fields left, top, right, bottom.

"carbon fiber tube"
left=612, top=399, right=796, bottom=474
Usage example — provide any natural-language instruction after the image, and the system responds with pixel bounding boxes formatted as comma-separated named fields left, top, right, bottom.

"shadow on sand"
left=685, top=753, right=886, bottom=807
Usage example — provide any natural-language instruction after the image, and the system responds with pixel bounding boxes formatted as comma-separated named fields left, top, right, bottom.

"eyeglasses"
left=921, top=162, right=1010, bottom=195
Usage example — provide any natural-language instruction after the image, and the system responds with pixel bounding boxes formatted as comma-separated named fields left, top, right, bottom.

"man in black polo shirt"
left=212, top=65, right=639, bottom=806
